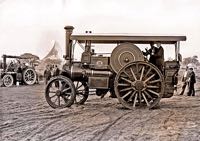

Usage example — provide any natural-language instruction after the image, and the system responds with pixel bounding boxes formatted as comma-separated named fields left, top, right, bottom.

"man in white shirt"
left=179, top=66, right=189, bottom=95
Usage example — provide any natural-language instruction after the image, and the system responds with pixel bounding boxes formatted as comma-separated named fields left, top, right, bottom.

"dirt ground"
left=0, top=81, right=200, bottom=141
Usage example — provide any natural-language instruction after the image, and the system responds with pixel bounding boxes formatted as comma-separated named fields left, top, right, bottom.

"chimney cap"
left=64, top=26, right=74, bottom=30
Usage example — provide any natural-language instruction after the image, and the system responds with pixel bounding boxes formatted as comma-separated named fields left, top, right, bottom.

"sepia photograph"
left=0, top=0, right=200, bottom=141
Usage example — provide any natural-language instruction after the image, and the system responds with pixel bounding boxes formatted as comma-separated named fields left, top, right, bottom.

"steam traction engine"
left=0, top=55, right=37, bottom=87
left=45, top=26, right=186, bottom=109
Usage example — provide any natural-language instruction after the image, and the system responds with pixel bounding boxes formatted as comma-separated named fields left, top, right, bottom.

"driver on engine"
left=143, top=42, right=164, bottom=73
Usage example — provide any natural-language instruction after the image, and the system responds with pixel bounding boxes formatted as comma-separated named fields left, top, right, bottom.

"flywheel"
left=110, top=43, right=144, bottom=73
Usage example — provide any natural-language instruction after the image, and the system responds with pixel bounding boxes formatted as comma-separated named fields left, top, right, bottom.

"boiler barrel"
left=70, top=65, right=112, bottom=79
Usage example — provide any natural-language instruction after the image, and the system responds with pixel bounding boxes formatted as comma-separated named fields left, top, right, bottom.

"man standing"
left=187, top=67, right=196, bottom=96
left=53, top=65, right=60, bottom=77
left=179, top=66, right=189, bottom=95
left=148, top=42, right=164, bottom=73
left=44, top=65, right=51, bottom=85
left=53, top=65, right=60, bottom=87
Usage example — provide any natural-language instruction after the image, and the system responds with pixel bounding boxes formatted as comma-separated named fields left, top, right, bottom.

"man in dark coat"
left=44, top=65, right=51, bottom=85
left=187, top=68, right=196, bottom=96
left=53, top=65, right=60, bottom=87
left=53, top=65, right=60, bottom=77
left=147, top=42, right=164, bottom=73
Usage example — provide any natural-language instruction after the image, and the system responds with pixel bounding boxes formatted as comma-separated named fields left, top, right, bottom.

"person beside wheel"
left=179, top=66, right=189, bottom=95
left=44, top=65, right=52, bottom=85
left=52, top=65, right=60, bottom=77
left=187, top=67, right=196, bottom=96
left=52, top=65, right=60, bottom=87
left=16, top=60, right=23, bottom=85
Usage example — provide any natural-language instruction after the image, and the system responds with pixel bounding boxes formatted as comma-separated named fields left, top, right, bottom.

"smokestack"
left=2, top=55, right=6, bottom=71
left=64, top=26, right=74, bottom=61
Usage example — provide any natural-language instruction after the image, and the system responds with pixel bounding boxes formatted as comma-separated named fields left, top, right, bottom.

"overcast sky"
left=0, top=0, right=200, bottom=59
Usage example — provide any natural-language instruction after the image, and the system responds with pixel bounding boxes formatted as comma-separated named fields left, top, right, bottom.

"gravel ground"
left=0, top=82, right=200, bottom=141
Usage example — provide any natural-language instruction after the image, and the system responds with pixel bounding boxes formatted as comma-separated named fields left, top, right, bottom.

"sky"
left=0, top=0, right=200, bottom=60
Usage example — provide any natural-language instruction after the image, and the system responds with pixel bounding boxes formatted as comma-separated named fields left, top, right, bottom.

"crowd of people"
left=44, top=64, right=60, bottom=84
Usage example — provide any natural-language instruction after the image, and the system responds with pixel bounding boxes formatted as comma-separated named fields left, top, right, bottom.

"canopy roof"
left=71, top=34, right=186, bottom=44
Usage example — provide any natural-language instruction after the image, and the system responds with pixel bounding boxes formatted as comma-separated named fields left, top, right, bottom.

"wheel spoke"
left=121, top=77, right=132, bottom=84
left=58, top=96, right=60, bottom=106
left=76, top=90, right=85, bottom=94
left=62, top=87, right=71, bottom=93
left=140, top=66, right=145, bottom=81
left=144, top=67, right=151, bottom=78
left=76, top=81, right=79, bottom=89
left=144, top=74, right=155, bottom=83
left=142, top=93, right=150, bottom=107
left=122, top=90, right=132, bottom=99
left=133, top=93, right=138, bottom=107
left=76, top=84, right=83, bottom=90
left=149, top=79, right=161, bottom=84
left=74, top=97, right=77, bottom=103
left=143, top=90, right=153, bottom=99
left=54, top=97, right=58, bottom=103
left=123, top=71, right=131, bottom=78
left=50, top=94, right=57, bottom=99
left=146, top=85, right=159, bottom=89
left=64, top=92, right=72, bottom=95
left=61, top=95, right=68, bottom=103
left=58, top=81, right=62, bottom=90
left=76, top=93, right=85, bottom=96
left=49, top=91, right=56, bottom=93
left=136, top=63, right=139, bottom=73
left=147, top=89, right=160, bottom=97
left=120, top=87, right=133, bottom=92
left=130, top=68, right=137, bottom=80
left=117, top=83, right=130, bottom=87
left=138, top=91, right=142, bottom=105
left=128, top=91, right=136, bottom=102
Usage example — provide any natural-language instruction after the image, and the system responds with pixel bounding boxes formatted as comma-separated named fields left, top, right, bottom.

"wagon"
left=1, top=55, right=37, bottom=87
left=45, top=26, right=186, bottom=109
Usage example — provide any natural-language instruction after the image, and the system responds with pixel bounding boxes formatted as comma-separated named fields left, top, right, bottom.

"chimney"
left=64, top=26, right=74, bottom=61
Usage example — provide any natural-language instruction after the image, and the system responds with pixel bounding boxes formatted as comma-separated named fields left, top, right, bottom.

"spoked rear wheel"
left=45, top=76, right=75, bottom=109
left=74, top=81, right=89, bottom=104
left=114, top=61, right=164, bottom=109
left=23, top=68, right=37, bottom=85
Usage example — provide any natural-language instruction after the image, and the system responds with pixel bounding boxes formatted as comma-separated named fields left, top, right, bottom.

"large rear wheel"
left=114, top=61, right=164, bottom=109
left=23, top=68, right=37, bottom=85
left=45, top=76, right=76, bottom=109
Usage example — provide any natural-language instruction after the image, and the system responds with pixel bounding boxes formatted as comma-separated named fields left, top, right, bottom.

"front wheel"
left=114, top=61, right=164, bottom=109
left=3, top=74, right=14, bottom=87
left=45, top=76, right=76, bottom=109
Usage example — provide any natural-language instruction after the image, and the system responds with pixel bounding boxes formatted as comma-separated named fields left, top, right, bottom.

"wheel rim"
left=45, top=76, right=75, bottom=108
left=74, top=81, right=89, bottom=105
left=3, top=74, right=14, bottom=87
left=114, top=61, right=164, bottom=109
left=23, top=68, right=37, bottom=85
